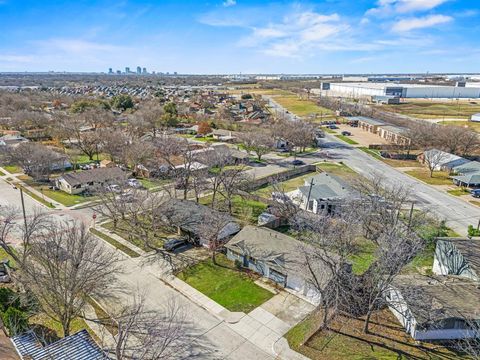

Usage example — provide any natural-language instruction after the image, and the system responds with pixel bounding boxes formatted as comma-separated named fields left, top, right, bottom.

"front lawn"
left=138, top=178, right=169, bottom=190
left=316, top=162, right=358, bottom=180
left=405, top=169, right=452, bottom=185
left=285, top=309, right=462, bottom=360
left=2, top=165, right=22, bottom=174
left=90, top=228, right=141, bottom=258
left=177, top=254, right=274, bottom=313
left=38, top=187, right=93, bottom=207
left=447, top=188, right=471, bottom=196
left=335, top=135, right=358, bottom=145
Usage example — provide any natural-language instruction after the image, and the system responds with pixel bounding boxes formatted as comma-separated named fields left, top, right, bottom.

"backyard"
left=177, top=254, right=274, bottom=313
left=285, top=309, right=462, bottom=360
left=199, top=195, right=267, bottom=224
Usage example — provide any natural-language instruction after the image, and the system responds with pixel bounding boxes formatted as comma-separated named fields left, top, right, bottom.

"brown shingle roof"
left=60, top=167, right=125, bottom=186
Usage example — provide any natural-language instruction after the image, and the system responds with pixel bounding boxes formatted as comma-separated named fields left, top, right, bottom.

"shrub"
left=468, top=225, right=480, bottom=237
left=234, top=259, right=243, bottom=270
left=2, top=307, right=29, bottom=335
left=0, top=288, right=20, bottom=313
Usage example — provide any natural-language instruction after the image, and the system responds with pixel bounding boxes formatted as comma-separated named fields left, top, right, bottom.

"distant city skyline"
left=0, top=0, right=479, bottom=74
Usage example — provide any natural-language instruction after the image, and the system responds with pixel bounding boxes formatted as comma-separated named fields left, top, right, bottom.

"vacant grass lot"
left=177, top=254, right=273, bottom=313
left=439, top=120, right=480, bottom=133
left=382, top=100, right=480, bottom=120
left=405, top=168, right=452, bottom=185
left=359, top=148, right=421, bottom=168
left=285, top=309, right=462, bottom=360
left=273, top=94, right=333, bottom=117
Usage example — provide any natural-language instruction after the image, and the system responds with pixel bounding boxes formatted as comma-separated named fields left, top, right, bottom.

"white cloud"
left=392, top=14, right=452, bottom=32
left=237, top=11, right=353, bottom=57
left=367, top=0, right=449, bottom=16
left=223, top=0, right=236, bottom=7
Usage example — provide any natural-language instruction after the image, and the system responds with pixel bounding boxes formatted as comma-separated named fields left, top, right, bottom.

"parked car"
left=105, top=184, right=121, bottom=193
left=327, top=124, right=339, bottom=129
left=471, top=189, right=480, bottom=198
left=341, top=131, right=352, bottom=136
left=127, top=178, right=141, bottom=188
left=163, top=238, right=188, bottom=252
left=291, top=159, right=305, bottom=166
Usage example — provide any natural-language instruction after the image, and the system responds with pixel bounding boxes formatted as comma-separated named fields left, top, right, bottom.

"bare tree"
left=105, top=294, right=190, bottom=360
left=422, top=148, right=451, bottom=177
left=239, top=130, right=274, bottom=161
left=21, top=221, right=120, bottom=336
left=197, top=212, right=237, bottom=265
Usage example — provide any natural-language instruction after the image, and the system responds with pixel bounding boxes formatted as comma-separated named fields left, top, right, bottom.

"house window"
left=248, top=256, right=257, bottom=265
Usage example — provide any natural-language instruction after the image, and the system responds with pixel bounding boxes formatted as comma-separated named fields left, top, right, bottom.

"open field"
left=382, top=100, right=480, bottom=120
left=177, top=254, right=274, bottom=313
left=227, top=88, right=293, bottom=96
left=273, top=94, right=333, bottom=117
left=285, top=309, right=462, bottom=360
left=438, top=120, right=480, bottom=133
left=405, top=168, right=452, bottom=185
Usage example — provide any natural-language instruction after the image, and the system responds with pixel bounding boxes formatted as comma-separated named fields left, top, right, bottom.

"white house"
left=225, top=226, right=333, bottom=304
left=287, top=172, right=353, bottom=215
left=56, top=167, right=126, bottom=194
left=420, top=149, right=470, bottom=171
left=387, top=275, right=480, bottom=341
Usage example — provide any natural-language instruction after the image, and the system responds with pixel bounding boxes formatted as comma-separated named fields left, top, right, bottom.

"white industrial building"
left=471, top=113, right=480, bottom=122
left=325, top=82, right=480, bottom=99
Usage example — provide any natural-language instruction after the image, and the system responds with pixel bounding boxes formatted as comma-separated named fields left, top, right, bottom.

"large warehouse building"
left=325, top=82, right=480, bottom=99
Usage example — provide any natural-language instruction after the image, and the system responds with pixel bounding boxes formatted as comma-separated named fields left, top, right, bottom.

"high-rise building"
left=116, top=70, right=121, bottom=75
left=125, top=67, right=130, bottom=74
left=136, top=66, right=141, bottom=74
left=142, top=67, right=147, bottom=74
left=108, top=68, right=113, bottom=74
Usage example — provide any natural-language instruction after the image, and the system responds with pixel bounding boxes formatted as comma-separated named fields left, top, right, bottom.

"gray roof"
left=348, top=116, right=386, bottom=126
left=451, top=172, right=480, bottom=185
left=59, top=167, right=125, bottom=186
left=391, top=275, right=480, bottom=324
left=298, top=172, right=352, bottom=200
left=436, top=237, right=480, bottom=276
left=380, top=125, right=409, bottom=135
left=163, top=199, right=240, bottom=239
left=12, top=329, right=107, bottom=360
left=452, top=160, right=480, bottom=174
left=225, top=225, right=337, bottom=282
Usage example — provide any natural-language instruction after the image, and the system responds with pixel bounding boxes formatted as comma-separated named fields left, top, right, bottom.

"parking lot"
left=335, top=124, right=389, bottom=147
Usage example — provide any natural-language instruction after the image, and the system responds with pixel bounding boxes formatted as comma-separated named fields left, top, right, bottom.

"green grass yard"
left=177, top=254, right=274, bottom=313
left=273, top=94, right=333, bottom=117
left=2, top=165, right=22, bottom=174
left=405, top=169, right=452, bottom=185
left=439, top=120, right=480, bottom=133
left=334, top=135, right=359, bottom=145
left=199, top=195, right=267, bottom=224
left=447, top=187, right=471, bottom=196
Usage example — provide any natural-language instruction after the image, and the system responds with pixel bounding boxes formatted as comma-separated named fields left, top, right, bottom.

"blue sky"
left=0, top=0, right=478, bottom=73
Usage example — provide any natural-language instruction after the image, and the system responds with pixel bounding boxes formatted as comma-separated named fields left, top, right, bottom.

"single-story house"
left=287, top=172, right=353, bottom=215
left=418, top=149, right=470, bottom=171
left=56, top=167, right=126, bottom=194
left=470, top=113, right=480, bottom=122
left=432, top=238, right=479, bottom=281
left=349, top=116, right=386, bottom=133
left=0, top=134, right=29, bottom=147
left=225, top=225, right=327, bottom=304
left=451, top=160, right=480, bottom=175
left=387, top=275, right=480, bottom=341
left=12, top=329, right=107, bottom=359
left=378, top=125, right=411, bottom=145
left=161, top=199, right=241, bottom=246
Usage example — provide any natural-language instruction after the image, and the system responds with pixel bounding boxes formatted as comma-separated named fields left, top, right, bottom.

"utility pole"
left=19, top=187, right=28, bottom=234
left=305, top=178, right=314, bottom=211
